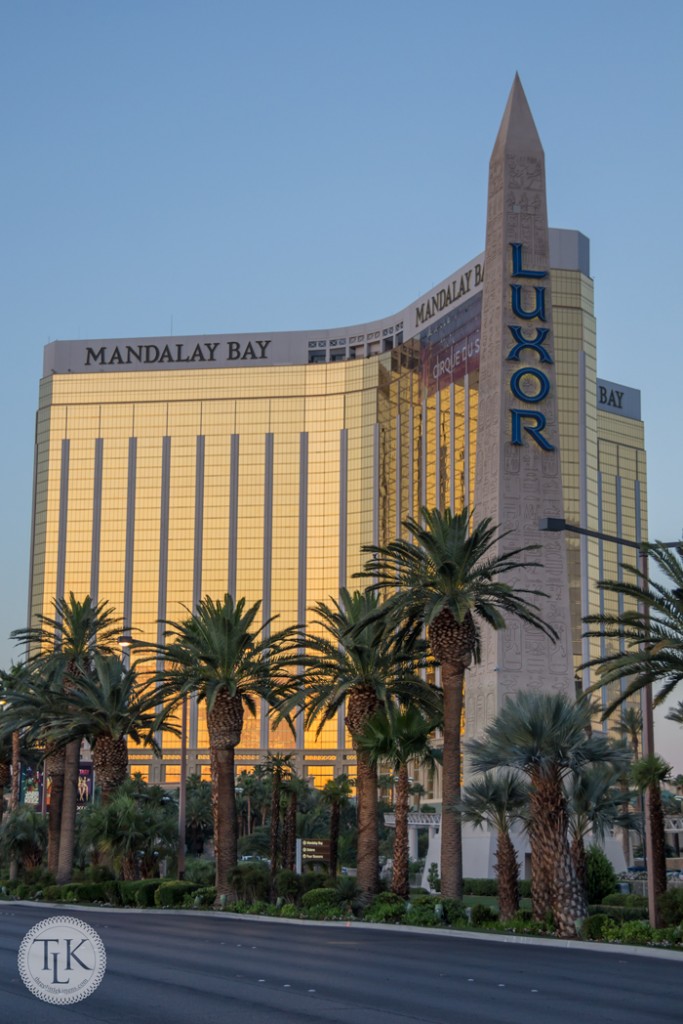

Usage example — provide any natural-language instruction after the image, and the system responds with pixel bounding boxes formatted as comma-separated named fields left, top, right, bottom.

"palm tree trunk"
left=392, top=763, right=410, bottom=899
left=329, top=799, right=340, bottom=877
left=0, top=762, right=10, bottom=823
left=648, top=782, right=667, bottom=902
left=211, top=745, right=238, bottom=900
left=531, top=772, right=587, bottom=938
left=269, top=774, right=282, bottom=888
left=284, top=790, right=297, bottom=872
left=355, top=746, right=380, bottom=897
left=45, top=747, right=66, bottom=876
left=9, top=730, right=21, bottom=882
left=56, top=738, right=80, bottom=884
left=440, top=662, right=464, bottom=900
left=571, top=833, right=588, bottom=896
left=529, top=819, right=553, bottom=921
left=496, top=828, right=520, bottom=921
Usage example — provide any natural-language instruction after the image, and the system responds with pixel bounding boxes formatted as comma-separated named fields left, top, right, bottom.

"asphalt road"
left=0, top=904, right=680, bottom=1024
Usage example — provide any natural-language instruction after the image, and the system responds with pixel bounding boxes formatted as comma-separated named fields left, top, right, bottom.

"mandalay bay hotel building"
left=28, top=79, right=647, bottom=799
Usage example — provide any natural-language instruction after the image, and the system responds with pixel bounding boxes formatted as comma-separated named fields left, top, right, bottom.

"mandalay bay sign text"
left=84, top=339, right=272, bottom=367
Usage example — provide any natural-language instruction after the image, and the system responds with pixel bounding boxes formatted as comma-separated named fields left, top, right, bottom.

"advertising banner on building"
left=419, top=292, right=481, bottom=396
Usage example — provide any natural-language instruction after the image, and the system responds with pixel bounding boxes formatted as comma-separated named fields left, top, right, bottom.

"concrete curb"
left=5, top=899, right=682, bottom=962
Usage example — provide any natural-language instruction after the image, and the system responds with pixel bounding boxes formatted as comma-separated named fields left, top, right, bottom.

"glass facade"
left=28, top=240, right=647, bottom=791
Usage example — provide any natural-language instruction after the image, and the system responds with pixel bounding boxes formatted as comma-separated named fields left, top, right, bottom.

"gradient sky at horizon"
left=1, top=1, right=681, bottom=769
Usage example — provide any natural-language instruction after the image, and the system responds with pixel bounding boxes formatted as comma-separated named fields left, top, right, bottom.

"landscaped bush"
left=102, top=881, right=123, bottom=906
left=273, top=869, right=302, bottom=903
left=246, top=900, right=275, bottom=915
left=279, top=903, right=299, bottom=918
left=363, top=892, right=406, bottom=924
left=588, top=904, right=648, bottom=923
left=658, top=887, right=683, bottom=927
left=119, top=880, right=160, bottom=907
left=154, top=881, right=200, bottom=908
left=602, top=893, right=647, bottom=908
left=300, top=887, right=347, bottom=920
left=463, top=878, right=498, bottom=897
left=300, top=872, right=333, bottom=893
left=439, top=898, right=467, bottom=925
left=184, top=858, right=215, bottom=887
left=228, top=864, right=270, bottom=903
left=183, top=886, right=216, bottom=908
left=470, top=903, right=499, bottom=927
left=585, top=846, right=617, bottom=904
left=579, top=914, right=612, bottom=941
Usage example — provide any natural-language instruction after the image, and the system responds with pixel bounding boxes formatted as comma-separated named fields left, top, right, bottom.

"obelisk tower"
left=465, top=75, right=574, bottom=744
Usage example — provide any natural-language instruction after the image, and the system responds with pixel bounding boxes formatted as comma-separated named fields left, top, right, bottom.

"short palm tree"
left=566, top=762, right=635, bottom=891
left=0, top=805, right=47, bottom=873
left=264, top=752, right=294, bottom=879
left=460, top=771, right=528, bottom=920
left=583, top=542, right=683, bottom=713
left=360, top=507, right=557, bottom=900
left=80, top=784, right=177, bottom=880
left=466, top=692, right=629, bottom=938
left=280, top=588, right=438, bottom=897
left=356, top=702, right=442, bottom=898
left=148, top=594, right=300, bottom=900
left=10, top=594, right=123, bottom=883
left=321, top=775, right=353, bottom=877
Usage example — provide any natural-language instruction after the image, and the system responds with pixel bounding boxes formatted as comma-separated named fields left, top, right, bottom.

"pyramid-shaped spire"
left=491, top=73, right=544, bottom=159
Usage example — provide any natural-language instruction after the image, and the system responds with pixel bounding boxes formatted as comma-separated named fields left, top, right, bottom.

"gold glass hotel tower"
left=29, top=81, right=647, bottom=795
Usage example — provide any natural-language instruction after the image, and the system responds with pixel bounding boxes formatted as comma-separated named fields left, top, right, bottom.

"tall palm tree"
left=10, top=594, right=123, bottom=883
left=466, top=692, right=630, bottom=938
left=279, top=588, right=438, bottom=897
left=356, top=703, right=442, bottom=898
left=631, top=755, right=670, bottom=902
left=460, top=771, right=528, bottom=921
left=321, top=775, right=353, bottom=877
left=360, top=507, right=557, bottom=900
left=616, top=706, right=643, bottom=865
left=148, top=594, right=300, bottom=900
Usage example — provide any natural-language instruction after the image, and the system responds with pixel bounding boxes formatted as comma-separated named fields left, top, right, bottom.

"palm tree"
left=356, top=703, right=442, bottom=898
left=666, top=701, right=683, bottom=726
left=616, top=706, right=643, bottom=864
left=280, top=588, right=437, bottom=897
left=282, top=773, right=308, bottom=872
left=566, top=762, right=635, bottom=891
left=460, top=771, right=528, bottom=920
left=466, top=692, right=630, bottom=938
left=10, top=594, right=123, bottom=883
left=631, top=755, right=670, bottom=902
left=148, top=594, right=300, bottom=900
left=264, top=752, right=294, bottom=880
left=0, top=806, right=47, bottom=874
left=360, top=507, right=557, bottom=900
left=583, top=542, right=683, bottom=713
left=321, top=775, right=353, bottom=877
left=80, top=783, right=177, bottom=880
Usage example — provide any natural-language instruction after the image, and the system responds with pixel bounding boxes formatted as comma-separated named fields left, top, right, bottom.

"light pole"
left=539, top=516, right=681, bottom=928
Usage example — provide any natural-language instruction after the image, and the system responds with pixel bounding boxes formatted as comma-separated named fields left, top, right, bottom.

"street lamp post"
left=539, top=516, right=679, bottom=929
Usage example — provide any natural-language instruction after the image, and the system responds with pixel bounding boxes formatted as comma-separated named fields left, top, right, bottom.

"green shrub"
left=518, top=880, right=532, bottom=899
left=579, top=914, right=612, bottom=941
left=136, top=881, right=161, bottom=908
left=464, top=879, right=498, bottom=897
left=279, top=903, right=299, bottom=918
left=74, top=865, right=115, bottom=883
left=228, top=864, right=270, bottom=902
left=154, top=881, right=200, bottom=908
left=404, top=904, right=439, bottom=927
left=246, top=900, right=274, bottom=915
left=588, top=904, right=648, bottom=923
left=183, top=886, right=216, bottom=908
left=585, top=846, right=617, bottom=904
left=602, top=892, right=647, bottom=908
left=184, top=858, right=215, bottom=886
left=470, top=903, right=499, bottom=927
left=42, top=885, right=64, bottom=902
left=102, top=881, right=123, bottom=906
left=364, top=893, right=407, bottom=924
left=224, top=899, right=250, bottom=914
left=301, top=887, right=341, bottom=910
left=273, top=870, right=302, bottom=903
left=300, top=872, right=333, bottom=893
left=602, top=919, right=655, bottom=945
left=439, top=898, right=466, bottom=925
left=658, top=887, right=683, bottom=927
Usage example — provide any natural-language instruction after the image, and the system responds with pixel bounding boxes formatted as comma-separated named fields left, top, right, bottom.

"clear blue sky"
left=1, top=1, right=681, bottom=767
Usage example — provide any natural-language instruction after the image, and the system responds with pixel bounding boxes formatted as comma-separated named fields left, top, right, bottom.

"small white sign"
left=18, top=915, right=106, bottom=1005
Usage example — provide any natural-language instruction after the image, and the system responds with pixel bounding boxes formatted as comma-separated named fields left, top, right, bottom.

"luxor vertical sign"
left=506, top=242, right=554, bottom=451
